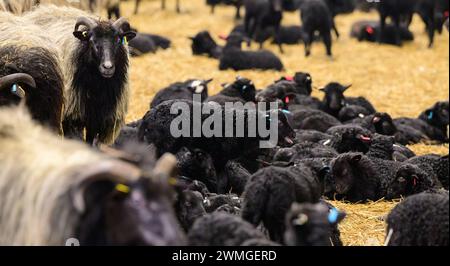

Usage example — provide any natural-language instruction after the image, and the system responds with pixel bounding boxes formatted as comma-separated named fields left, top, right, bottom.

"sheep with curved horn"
left=24, top=5, right=136, bottom=144
left=0, top=105, right=186, bottom=246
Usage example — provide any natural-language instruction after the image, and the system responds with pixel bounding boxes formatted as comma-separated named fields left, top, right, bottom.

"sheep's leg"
left=211, top=5, right=215, bottom=14
left=323, top=30, right=333, bottom=57
left=235, top=4, right=241, bottom=20
left=274, top=25, right=284, bottom=54
left=378, top=13, right=387, bottom=43
left=332, top=19, right=340, bottom=39
left=176, top=0, right=181, bottom=13
left=418, top=10, right=435, bottom=48
left=303, top=30, right=313, bottom=57
left=161, top=0, right=166, bottom=10
left=393, top=15, right=402, bottom=46
left=134, top=0, right=141, bottom=14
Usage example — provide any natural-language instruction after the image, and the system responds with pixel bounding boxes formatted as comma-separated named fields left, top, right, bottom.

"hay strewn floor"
left=116, top=0, right=448, bottom=246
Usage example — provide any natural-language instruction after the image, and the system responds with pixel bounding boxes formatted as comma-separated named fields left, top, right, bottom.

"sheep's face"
left=330, top=127, right=372, bottom=153
left=386, top=164, right=426, bottom=200
left=320, top=83, right=351, bottom=113
left=330, top=154, right=362, bottom=195
left=190, top=31, right=218, bottom=55
left=293, top=72, right=312, bottom=95
left=284, top=203, right=345, bottom=246
left=176, top=147, right=217, bottom=181
left=422, top=101, right=449, bottom=128
left=372, top=112, right=397, bottom=136
left=175, top=190, right=206, bottom=231
left=233, top=77, right=256, bottom=102
left=273, top=110, right=296, bottom=147
left=76, top=177, right=185, bottom=246
left=74, top=22, right=136, bottom=78
left=0, top=73, right=35, bottom=106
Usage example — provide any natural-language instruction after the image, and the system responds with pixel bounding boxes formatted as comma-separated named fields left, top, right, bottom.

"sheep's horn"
left=152, top=153, right=178, bottom=180
left=0, top=73, right=36, bottom=91
left=112, top=17, right=131, bottom=33
left=72, top=160, right=141, bottom=213
left=74, top=16, right=97, bottom=32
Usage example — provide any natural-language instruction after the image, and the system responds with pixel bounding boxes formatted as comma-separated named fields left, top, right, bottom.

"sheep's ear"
left=188, top=36, right=195, bottom=40
left=73, top=30, right=90, bottom=41
left=342, top=84, right=352, bottom=92
left=319, top=88, right=326, bottom=92
left=350, top=154, right=362, bottom=164
left=122, top=31, right=137, bottom=42
left=204, top=78, right=213, bottom=84
left=72, top=160, right=141, bottom=213
left=328, top=208, right=346, bottom=225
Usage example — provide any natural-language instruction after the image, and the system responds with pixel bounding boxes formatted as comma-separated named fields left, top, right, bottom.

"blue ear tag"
left=328, top=208, right=339, bottom=223
left=428, top=111, right=434, bottom=120
left=281, top=109, right=291, bottom=115
left=11, top=84, right=17, bottom=93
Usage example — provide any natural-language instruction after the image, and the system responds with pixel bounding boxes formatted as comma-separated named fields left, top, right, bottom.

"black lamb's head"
left=328, top=125, right=373, bottom=153
left=189, top=31, right=221, bottom=58
left=0, top=73, right=35, bottom=106
left=420, top=101, right=449, bottom=129
left=230, top=76, right=256, bottom=102
left=371, top=112, right=397, bottom=136
left=73, top=17, right=136, bottom=78
left=284, top=202, right=346, bottom=246
left=74, top=154, right=186, bottom=246
left=320, top=82, right=352, bottom=114
left=386, top=164, right=431, bottom=200
left=330, top=153, right=365, bottom=195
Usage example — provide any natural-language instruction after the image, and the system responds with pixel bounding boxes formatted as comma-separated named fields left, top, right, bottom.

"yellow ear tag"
left=168, top=177, right=178, bottom=186
left=115, top=184, right=130, bottom=193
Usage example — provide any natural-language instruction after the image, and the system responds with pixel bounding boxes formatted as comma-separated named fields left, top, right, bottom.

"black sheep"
left=283, top=202, right=346, bottom=246
left=274, top=141, right=338, bottom=162
left=330, top=152, right=403, bottom=202
left=377, top=0, right=415, bottom=46
left=405, top=154, right=449, bottom=190
left=244, top=0, right=284, bottom=52
left=394, top=101, right=449, bottom=143
left=217, top=160, right=252, bottom=195
left=176, top=147, right=218, bottom=192
left=128, top=29, right=171, bottom=57
left=175, top=190, right=207, bottom=232
left=320, top=82, right=376, bottom=118
left=0, top=46, right=64, bottom=134
left=219, top=32, right=284, bottom=71
left=190, top=31, right=223, bottom=59
left=292, top=107, right=342, bottom=132
left=206, top=76, right=256, bottom=105
left=150, top=79, right=212, bottom=109
left=188, top=212, right=275, bottom=246
left=385, top=164, right=443, bottom=200
left=386, top=191, right=449, bottom=246
left=299, top=0, right=334, bottom=57
left=139, top=100, right=295, bottom=171
left=326, top=124, right=373, bottom=153
left=241, top=163, right=322, bottom=242
left=350, top=20, right=414, bottom=45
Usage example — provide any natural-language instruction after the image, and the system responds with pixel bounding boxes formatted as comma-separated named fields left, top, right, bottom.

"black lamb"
left=385, top=191, right=449, bottom=246
left=205, top=76, right=256, bottom=105
left=190, top=31, right=223, bottom=59
left=326, top=124, right=373, bottom=153
left=241, top=163, right=322, bottom=242
left=283, top=202, right=346, bottom=246
left=219, top=32, right=284, bottom=71
left=405, top=154, right=449, bottom=190
left=188, top=212, right=276, bottom=246
left=150, top=79, right=212, bottom=109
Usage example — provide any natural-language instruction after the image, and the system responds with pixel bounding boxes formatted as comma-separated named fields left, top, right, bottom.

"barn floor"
left=115, top=0, right=448, bottom=246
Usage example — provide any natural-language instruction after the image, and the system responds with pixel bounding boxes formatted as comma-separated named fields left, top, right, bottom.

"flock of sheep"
left=0, top=0, right=449, bottom=246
